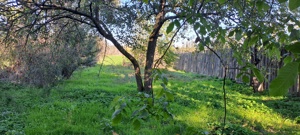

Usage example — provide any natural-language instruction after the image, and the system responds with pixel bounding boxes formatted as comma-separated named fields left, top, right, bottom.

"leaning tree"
left=0, top=0, right=216, bottom=93
left=1, top=0, right=300, bottom=96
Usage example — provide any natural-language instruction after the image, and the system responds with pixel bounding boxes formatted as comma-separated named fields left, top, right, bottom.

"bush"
left=0, top=23, right=102, bottom=87
left=295, top=116, right=300, bottom=124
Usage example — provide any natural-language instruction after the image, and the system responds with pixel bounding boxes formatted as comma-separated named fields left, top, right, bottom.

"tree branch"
left=154, top=19, right=187, bottom=69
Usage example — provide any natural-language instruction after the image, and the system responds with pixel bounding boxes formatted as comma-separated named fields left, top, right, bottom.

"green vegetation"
left=1, top=55, right=300, bottom=135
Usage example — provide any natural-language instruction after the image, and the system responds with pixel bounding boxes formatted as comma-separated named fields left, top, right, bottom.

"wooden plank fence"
left=174, top=50, right=300, bottom=96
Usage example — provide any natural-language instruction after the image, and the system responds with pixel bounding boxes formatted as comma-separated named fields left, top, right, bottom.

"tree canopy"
left=0, top=0, right=300, bottom=96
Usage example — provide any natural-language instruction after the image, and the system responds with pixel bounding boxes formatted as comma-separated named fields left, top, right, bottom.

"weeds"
left=0, top=55, right=300, bottom=134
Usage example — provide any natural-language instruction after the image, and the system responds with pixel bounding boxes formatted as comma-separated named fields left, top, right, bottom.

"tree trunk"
left=250, top=47, right=255, bottom=92
left=143, top=0, right=166, bottom=93
left=107, top=35, right=144, bottom=92
left=251, top=46, right=259, bottom=93
left=144, top=38, right=158, bottom=93
left=298, top=74, right=300, bottom=97
left=89, top=0, right=166, bottom=93
left=90, top=14, right=144, bottom=92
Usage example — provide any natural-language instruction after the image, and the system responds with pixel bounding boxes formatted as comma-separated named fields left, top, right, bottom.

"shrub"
left=0, top=23, right=102, bottom=87
left=295, top=116, right=300, bottom=124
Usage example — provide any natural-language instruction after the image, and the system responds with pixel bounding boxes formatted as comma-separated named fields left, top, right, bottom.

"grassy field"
left=1, top=55, right=300, bottom=135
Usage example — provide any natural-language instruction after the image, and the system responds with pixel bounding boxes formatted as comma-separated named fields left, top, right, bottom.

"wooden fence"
left=174, top=50, right=300, bottom=96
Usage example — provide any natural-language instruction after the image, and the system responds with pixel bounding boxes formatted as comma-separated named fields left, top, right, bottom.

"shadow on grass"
left=161, top=70, right=300, bottom=134
left=1, top=63, right=300, bottom=135
left=252, top=97, right=300, bottom=120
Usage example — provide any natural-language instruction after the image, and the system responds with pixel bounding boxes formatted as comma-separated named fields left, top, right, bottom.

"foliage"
left=1, top=1, right=300, bottom=135
left=208, top=122, right=257, bottom=135
left=269, top=62, right=299, bottom=96
left=0, top=110, right=25, bottom=135
left=296, top=116, right=300, bottom=124
left=1, top=0, right=299, bottom=95
left=110, top=92, right=174, bottom=130
left=0, top=21, right=100, bottom=87
left=131, top=19, right=178, bottom=68
left=1, top=56, right=300, bottom=134
left=110, top=68, right=174, bottom=130
left=170, top=0, right=300, bottom=96
left=0, top=82, right=42, bottom=134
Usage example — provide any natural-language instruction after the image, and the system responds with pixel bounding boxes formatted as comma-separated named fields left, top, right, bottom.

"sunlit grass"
left=1, top=55, right=300, bottom=134
left=99, top=55, right=129, bottom=65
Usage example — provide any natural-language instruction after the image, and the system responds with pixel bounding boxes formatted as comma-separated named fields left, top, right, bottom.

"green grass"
left=1, top=55, right=300, bottom=135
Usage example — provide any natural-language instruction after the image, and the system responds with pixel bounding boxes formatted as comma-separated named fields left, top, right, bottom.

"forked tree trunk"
left=143, top=0, right=166, bottom=93
left=92, top=0, right=166, bottom=93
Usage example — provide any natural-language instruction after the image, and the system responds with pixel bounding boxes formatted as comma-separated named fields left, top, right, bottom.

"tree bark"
left=251, top=46, right=259, bottom=93
left=143, top=0, right=166, bottom=93
left=297, top=74, right=300, bottom=97
left=144, top=37, right=158, bottom=93
left=89, top=11, right=144, bottom=92
left=106, top=35, right=144, bottom=92
left=54, top=1, right=146, bottom=92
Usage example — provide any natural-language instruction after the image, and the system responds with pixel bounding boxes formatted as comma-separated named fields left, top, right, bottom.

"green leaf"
left=289, top=0, right=300, bottom=10
left=112, top=112, right=122, bottom=125
left=257, top=1, right=270, bottom=12
left=156, top=88, right=164, bottom=98
left=269, top=62, right=299, bottom=96
left=120, top=102, right=127, bottom=109
left=174, top=20, right=180, bottom=28
left=288, top=25, right=294, bottom=32
left=162, top=76, right=168, bottom=85
left=252, top=68, right=264, bottom=82
left=110, top=96, right=121, bottom=110
left=187, top=17, right=195, bottom=24
left=283, top=56, right=293, bottom=65
left=218, top=0, right=226, bottom=4
left=165, top=91, right=174, bottom=101
left=139, top=105, right=147, bottom=111
left=189, top=0, right=195, bottom=6
left=263, top=3, right=270, bottom=11
left=198, top=44, right=204, bottom=51
left=248, top=36, right=259, bottom=46
left=142, top=0, right=149, bottom=3
left=139, top=110, right=149, bottom=119
left=194, top=22, right=201, bottom=30
left=228, top=31, right=234, bottom=37
left=237, top=72, right=243, bottom=78
left=242, top=75, right=250, bottom=83
left=133, top=119, right=141, bottom=130
left=290, top=29, right=300, bottom=40
left=200, top=18, right=208, bottom=26
left=278, top=0, right=288, bottom=3
left=166, top=22, right=174, bottom=34
left=296, top=59, right=300, bottom=72
left=235, top=29, right=242, bottom=41
left=199, top=26, right=206, bottom=35
left=286, top=42, right=300, bottom=54
left=112, top=109, right=122, bottom=119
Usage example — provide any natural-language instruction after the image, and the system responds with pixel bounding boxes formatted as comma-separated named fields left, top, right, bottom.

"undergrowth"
left=0, top=55, right=300, bottom=135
